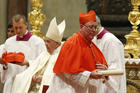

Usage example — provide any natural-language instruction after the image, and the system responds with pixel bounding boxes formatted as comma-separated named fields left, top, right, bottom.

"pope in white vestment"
left=0, top=14, right=47, bottom=93
left=92, top=16, right=126, bottom=93
left=11, top=17, right=66, bottom=93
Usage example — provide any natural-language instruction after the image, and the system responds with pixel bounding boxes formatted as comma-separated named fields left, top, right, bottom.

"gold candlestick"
left=128, top=0, right=140, bottom=34
left=124, top=0, right=140, bottom=59
left=28, top=0, right=46, bottom=39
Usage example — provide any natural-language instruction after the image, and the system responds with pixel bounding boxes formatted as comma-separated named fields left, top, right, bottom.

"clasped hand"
left=90, top=63, right=109, bottom=83
left=32, top=75, right=42, bottom=84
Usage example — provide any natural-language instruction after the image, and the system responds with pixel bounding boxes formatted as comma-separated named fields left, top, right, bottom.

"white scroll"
left=97, top=69, right=124, bottom=76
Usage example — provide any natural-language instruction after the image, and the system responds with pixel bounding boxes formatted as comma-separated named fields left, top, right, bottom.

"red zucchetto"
left=79, top=10, right=96, bottom=25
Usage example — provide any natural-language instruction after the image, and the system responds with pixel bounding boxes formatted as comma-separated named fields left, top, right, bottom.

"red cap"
left=2, top=51, right=25, bottom=64
left=79, top=10, right=96, bottom=25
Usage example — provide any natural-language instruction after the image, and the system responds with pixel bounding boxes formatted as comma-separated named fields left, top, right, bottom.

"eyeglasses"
left=83, top=24, right=97, bottom=31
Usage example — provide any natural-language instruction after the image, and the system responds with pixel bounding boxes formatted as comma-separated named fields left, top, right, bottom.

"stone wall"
left=28, top=0, right=87, bottom=39
left=0, top=0, right=27, bottom=45
left=0, top=0, right=7, bottom=44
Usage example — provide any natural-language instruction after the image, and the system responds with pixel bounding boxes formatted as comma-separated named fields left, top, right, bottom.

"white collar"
left=24, top=30, right=28, bottom=35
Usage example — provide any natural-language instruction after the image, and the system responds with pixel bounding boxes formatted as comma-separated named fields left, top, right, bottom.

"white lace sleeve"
left=63, top=71, right=91, bottom=87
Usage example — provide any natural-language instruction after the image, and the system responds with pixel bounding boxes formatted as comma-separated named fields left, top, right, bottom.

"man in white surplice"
left=0, top=14, right=47, bottom=93
left=92, top=16, right=126, bottom=93
left=0, top=23, right=15, bottom=93
left=11, top=17, right=66, bottom=93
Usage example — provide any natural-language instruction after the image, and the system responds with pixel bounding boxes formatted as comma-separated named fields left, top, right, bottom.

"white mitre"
left=46, top=17, right=66, bottom=42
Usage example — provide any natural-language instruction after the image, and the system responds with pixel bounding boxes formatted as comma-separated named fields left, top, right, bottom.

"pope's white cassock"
left=92, top=27, right=126, bottom=93
left=0, top=32, right=47, bottom=93
left=11, top=17, right=66, bottom=93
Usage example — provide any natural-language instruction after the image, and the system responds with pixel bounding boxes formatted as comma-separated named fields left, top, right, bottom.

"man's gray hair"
left=12, top=14, right=27, bottom=24
left=96, top=15, right=101, bottom=26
